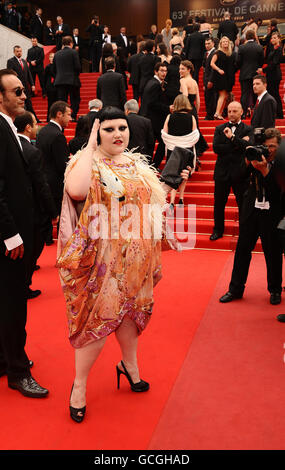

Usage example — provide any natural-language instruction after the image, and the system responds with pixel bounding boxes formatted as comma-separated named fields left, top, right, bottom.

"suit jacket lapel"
left=0, top=115, right=28, bottom=165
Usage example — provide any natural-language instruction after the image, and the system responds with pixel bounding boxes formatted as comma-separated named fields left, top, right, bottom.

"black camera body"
left=245, top=127, right=269, bottom=162
left=245, top=144, right=269, bottom=162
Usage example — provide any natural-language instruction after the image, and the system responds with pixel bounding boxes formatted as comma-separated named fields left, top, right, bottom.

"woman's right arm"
left=65, top=120, right=99, bottom=201
left=210, top=53, right=224, bottom=74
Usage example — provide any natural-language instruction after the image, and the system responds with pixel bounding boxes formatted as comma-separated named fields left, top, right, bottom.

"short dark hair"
left=105, top=56, right=115, bottom=70
left=0, top=69, right=17, bottom=92
left=145, top=39, right=155, bottom=52
left=265, top=127, right=281, bottom=144
left=13, top=45, right=21, bottom=51
left=246, top=30, right=256, bottom=40
left=139, top=41, right=146, bottom=52
left=14, top=111, right=34, bottom=132
left=62, top=36, right=73, bottom=46
left=49, top=100, right=70, bottom=119
left=154, top=61, right=167, bottom=72
left=253, top=74, right=267, bottom=84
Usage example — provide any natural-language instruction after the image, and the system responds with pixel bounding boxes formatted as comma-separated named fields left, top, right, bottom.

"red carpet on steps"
left=1, top=245, right=285, bottom=450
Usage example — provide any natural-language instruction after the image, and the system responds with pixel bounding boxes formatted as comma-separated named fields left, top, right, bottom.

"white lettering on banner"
left=171, top=1, right=285, bottom=23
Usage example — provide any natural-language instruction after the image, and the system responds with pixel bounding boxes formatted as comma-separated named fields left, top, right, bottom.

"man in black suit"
left=220, top=128, right=283, bottom=305
left=30, top=7, right=43, bottom=43
left=140, top=61, right=172, bottom=169
left=86, top=15, right=103, bottom=72
left=27, top=37, right=45, bottom=97
left=55, top=15, right=71, bottom=51
left=72, top=27, right=83, bottom=62
left=210, top=101, right=253, bottom=241
left=138, top=39, right=160, bottom=98
left=116, top=26, right=130, bottom=69
left=7, top=45, right=40, bottom=122
left=44, top=19, right=56, bottom=45
left=0, top=69, right=48, bottom=397
left=53, top=36, right=81, bottom=122
left=202, top=37, right=217, bottom=121
left=127, top=41, right=145, bottom=101
left=4, top=2, right=19, bottom=32
left=217, top=11, right=239, bottom=43
left=14, top=111, right=58, bottom=298
left=96, top=56, right=126, bottom=109
left=251, top=74, right=277, bottom=129
left=236, top=30, right=264, bottom=117
left=124, top=99, right=154, bottom=162
left=36, top=100, right=71, bottom=244
left=184, top=23, right=205, bottom=82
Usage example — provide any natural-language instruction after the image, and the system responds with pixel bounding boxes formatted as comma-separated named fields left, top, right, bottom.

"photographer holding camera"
left=220, top=128, right=283, bottom=305
left=86, top=15, right=103, bottom=72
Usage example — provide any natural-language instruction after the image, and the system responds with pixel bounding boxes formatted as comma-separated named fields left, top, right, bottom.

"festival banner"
left=170, top=0, right=285, bottom=26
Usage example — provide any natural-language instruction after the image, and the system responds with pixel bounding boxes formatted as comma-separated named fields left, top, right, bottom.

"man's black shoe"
left=8, top=376, right=49, bottom=398
left=277, top=314, right=285, bottom=322
left=26, top=288, right=41, bottom=299
left=219, top=291, right=243, bottom=303
left=210, top=232, right=223, bottom=241
left=34, top=265, right=40, bottom=271
left=46, top=240, right=54, bottom=246
left=270, top=292, right=281, bottom=305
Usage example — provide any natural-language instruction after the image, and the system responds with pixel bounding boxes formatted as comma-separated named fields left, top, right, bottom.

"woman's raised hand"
left=87, top=118, right=100, bottom=151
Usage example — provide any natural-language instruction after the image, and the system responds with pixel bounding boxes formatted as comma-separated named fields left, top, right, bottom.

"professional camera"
left=245, top=144, right=269, bottom=162
left=245, top=127, right=269, bottom=161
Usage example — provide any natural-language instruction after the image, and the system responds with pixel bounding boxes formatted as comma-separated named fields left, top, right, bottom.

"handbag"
left=160, top=146, right=194, bottom=190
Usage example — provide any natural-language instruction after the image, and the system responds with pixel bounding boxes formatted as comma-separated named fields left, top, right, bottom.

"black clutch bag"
left=160, top=146, right=194, bottom=190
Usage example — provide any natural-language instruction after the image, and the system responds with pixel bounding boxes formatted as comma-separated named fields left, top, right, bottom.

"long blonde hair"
left=218, top=36, right=232, bottom=56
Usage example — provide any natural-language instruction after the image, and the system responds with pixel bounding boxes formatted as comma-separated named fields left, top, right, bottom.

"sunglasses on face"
left=0, top=86, right=26, bottom=96
left=13, top=87, right=26, bottom=96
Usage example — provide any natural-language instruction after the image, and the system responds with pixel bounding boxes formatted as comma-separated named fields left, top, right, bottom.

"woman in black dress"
left=264, top=32, right=284, bottom=119
left=162, top=94, right=198, bottom=208
left=210, top=36, right=236, bottom=120
left=179, top=60, right=208, bottom=157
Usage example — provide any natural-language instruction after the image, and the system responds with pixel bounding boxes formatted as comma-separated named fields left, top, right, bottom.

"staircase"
left=31, top=66, right=285, bottom=252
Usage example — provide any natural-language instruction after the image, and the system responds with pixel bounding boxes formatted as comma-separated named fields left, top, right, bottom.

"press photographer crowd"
left=2, top=2, right=285, bottom=422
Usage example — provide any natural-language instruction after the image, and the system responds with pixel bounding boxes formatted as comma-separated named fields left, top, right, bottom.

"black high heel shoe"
left=69, top=384, right=86, bottom=423
left=116, top=360, right=150, bottom=392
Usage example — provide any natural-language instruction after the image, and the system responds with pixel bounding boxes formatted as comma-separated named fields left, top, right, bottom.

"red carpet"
left=149, top=253, right=285, bottom=450
left=0, top=245, right=229, bottom=450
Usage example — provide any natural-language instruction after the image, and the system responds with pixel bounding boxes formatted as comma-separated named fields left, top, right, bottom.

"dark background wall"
left=26, top=0, right=157, bottom=38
